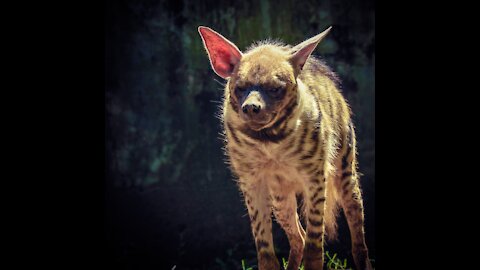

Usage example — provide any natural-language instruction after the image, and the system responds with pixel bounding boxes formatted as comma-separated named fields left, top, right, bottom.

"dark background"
left=105, top=0, right=374, bottom=269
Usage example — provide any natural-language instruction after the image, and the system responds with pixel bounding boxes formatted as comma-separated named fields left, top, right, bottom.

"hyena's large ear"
left=198, top=26, right=242, bottom=79
left=290, top=26, right=332, bottom=72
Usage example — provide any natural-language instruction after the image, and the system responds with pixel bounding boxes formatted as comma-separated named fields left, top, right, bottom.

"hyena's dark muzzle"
left=240, top=90, right=274, bottom=129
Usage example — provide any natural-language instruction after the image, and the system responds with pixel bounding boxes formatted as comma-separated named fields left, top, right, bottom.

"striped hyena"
left=198, top=26, right=372, bottom=270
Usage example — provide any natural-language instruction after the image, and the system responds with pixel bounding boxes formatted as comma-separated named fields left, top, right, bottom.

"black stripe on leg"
left=256, top=239, right=270, bottom=250
left=310, top=186, right=323, bottom=201
left=342, top=171, right=352, bottom=179
left=304, top=242, right=323, bottom=254
left=308, top=218, right=323, bottom=227
left=255, top=221, right=262, bottom=235
left=342, top=180, right=351, bottom=191
left=312, top=197, right=326, bottom=207
left=300, top=153, right=314, bottom=160
left=307, top=231, right=323, bottom=239
left=314, top=170, right=324, bottom=178
left=296, top=161, right=315, bottom=172
left=305, top=167, right=320, bottom=176
left=309, top=178, right=320, bottom=184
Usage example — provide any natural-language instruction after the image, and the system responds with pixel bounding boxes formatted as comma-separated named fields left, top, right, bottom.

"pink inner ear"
left=199, top=28, right=241, bottom=78
left=292, top=42, right=317, bottom=70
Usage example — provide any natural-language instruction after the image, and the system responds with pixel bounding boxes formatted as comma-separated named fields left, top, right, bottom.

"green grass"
left=325, top=251, right=349, bottom=270
left=282, top=257, right=304, bottom=270
left=241, top=251, right=353, bottom=270
left=241, top=259, right=254, bottom=270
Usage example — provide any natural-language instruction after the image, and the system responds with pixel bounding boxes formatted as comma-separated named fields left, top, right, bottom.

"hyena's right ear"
left=290, top=26, right=332, bottom=73
left=198, top=26, right=242, bottom=79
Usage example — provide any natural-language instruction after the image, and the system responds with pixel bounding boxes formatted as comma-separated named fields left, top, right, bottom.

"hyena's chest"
left=226, top=134, right=308, bottom=191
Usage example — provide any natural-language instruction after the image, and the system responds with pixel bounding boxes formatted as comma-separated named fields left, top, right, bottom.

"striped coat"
left=199, top=26, right=372, bottom=270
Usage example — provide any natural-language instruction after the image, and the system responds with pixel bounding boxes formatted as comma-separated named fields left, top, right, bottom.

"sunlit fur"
left=225, top=42, right=347, bottom=230
left=201, top=27, right=372, bottom=270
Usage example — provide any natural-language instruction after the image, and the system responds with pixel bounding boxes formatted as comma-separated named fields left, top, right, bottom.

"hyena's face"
left=198, top=26, right=331, bottom=131
left=228, top=50, right=296, bottom=131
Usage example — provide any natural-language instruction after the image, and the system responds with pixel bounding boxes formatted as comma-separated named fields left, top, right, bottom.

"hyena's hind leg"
left=269, top=176, right=305, bottom=270
left=336, top=126, right=373, bottom=270
left=240, top=180, right=281, bottom=270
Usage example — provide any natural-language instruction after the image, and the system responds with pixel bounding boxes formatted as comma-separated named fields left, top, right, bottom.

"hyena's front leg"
left=269, top=176, right=305, bottom=270
left=241, top=180, right=280, bottom=270
left=303, top=170, right=327, bottom=270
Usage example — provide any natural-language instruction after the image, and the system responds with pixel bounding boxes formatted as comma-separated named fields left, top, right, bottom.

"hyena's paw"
left=302, top=259, right=323, bottom=270
left=352, top=245, right=373, bottom=270
left=354, top=258, right=373, bottom=270
left=285, top=247, right=303, bottom=270
left=258, top=252, right=281, bottom=270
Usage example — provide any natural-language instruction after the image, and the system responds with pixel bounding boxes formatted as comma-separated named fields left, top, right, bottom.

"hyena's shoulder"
left=304, top=56, right=349, bottom=113
left=300, top=56, right=352, bottom=153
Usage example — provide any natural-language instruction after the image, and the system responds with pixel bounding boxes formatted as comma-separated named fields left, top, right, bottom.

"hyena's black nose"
left=242, top=104, right=261, bottom=115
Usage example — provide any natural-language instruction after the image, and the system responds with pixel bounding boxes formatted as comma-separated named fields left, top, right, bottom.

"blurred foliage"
left=105, top=0, right=374, bottom=269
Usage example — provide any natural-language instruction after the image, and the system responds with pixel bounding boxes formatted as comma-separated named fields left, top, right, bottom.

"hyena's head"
left=198, top=26, right=331, bottom=131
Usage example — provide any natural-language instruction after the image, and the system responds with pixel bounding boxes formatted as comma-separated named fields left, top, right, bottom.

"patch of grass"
left=241, top=259, right=254, bottom=270
left=325, top=251, right=349, bottom=270
left=282, top=257, right=304, bottom=270
left=241, top=251, right=354, bottom=270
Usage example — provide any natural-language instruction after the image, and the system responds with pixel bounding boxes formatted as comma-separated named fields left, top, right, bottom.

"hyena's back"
left=295, top=55, right=357, bottom=241
left=301, top=56, right=371, bottom=270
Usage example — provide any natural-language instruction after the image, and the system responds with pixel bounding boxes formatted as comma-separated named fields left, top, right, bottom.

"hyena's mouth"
left=247, top=121, right=269, bottom=131
left=244, top=113, right=276, bottom=131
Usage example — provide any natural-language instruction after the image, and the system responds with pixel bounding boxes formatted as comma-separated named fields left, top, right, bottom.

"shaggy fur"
left=198, top=26, right=372, bottom=270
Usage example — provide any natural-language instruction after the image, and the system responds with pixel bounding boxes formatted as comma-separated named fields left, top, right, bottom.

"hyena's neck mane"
left=244, top=39, right=291, bottom=53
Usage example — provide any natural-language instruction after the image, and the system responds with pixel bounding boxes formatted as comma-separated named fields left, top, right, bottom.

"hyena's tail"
left=298, top=176, right=340, bottom=241
left=324, top=175, right=340, bottom=241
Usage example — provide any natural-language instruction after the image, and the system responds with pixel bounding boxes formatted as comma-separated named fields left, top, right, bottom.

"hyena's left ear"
left=290, top=26, right=332, bottom=72
left=198, top=26, right=242, bottom=79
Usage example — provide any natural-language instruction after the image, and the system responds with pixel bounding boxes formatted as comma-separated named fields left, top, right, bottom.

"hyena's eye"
left=268, top=87, right=285, bottom=98
left=270, top=88, right=280, bottom=93
left=235, top=87, right=247, bottom=94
